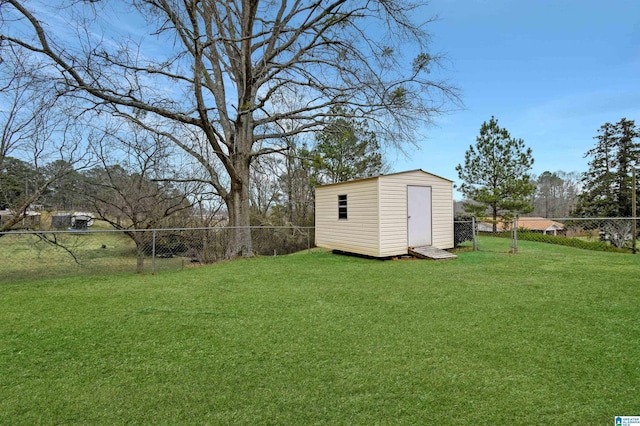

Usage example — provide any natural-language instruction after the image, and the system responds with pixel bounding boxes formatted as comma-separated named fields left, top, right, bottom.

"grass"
left=1, top=238, right=639, bottom=424
left=485, top=230, right=633, bottom=253
left=0, top=226, right=186, bottom=283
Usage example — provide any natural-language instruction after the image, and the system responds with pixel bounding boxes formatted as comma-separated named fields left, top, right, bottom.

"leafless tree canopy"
left=1, top=0, right=459, bottom=256
left=0, top=46, right=93, bottom=231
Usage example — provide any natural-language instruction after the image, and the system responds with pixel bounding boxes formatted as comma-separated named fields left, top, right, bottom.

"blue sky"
left=392, top=0, right=640, bottom=195
left=12, top=0, right=639, bottom=197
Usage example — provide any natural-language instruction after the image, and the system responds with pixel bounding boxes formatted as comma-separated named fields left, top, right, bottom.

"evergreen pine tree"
left=456, top=116, right=535, bottom=231
left=574, top=118, right=640, bottom=217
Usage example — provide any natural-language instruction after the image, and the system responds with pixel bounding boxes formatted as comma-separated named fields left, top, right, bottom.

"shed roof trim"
left=315, top=169, right=453, bottom=188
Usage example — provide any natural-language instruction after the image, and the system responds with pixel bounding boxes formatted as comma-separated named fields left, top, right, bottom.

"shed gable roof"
left=315, top=169, right=453, bottom=188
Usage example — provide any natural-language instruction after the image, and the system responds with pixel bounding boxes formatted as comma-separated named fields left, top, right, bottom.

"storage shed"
left=315, top=169, right=454, bottom=258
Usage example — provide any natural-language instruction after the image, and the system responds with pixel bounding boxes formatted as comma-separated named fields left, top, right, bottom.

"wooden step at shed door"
left=409, top=245, right=457, bottom=260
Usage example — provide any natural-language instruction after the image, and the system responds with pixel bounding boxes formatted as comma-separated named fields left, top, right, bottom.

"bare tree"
left=279, top=140, right=317, bottom=227
left=250, top=153, right=289, bottom=223
left=1, top=0, right=459, bottom=256
left=83, top=126, right=195, bottom=273
left=0, top=48, right=92, bottom=231
left=0, top=48, right=35, bottom=171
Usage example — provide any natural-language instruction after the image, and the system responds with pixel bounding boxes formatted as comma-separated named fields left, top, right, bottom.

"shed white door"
left=407, top=185, right=432, bottom=246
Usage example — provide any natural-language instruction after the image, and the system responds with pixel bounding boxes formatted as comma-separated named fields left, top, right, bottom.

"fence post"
left=510, top=217, right=518, bottom=254
left=472, top=217, right=478, bottom=251
left=151, top=229, right=157, bottom=274
left=247, top=226, right=252, bottom=257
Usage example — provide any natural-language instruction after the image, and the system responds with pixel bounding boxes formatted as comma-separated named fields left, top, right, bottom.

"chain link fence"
left=3, top=217, right=638, bottom=283
left=0, top=226, right=314, bottom=283
left=454, top=217, right=477, bottom=251
left=455, top=216, right=640, bottom=254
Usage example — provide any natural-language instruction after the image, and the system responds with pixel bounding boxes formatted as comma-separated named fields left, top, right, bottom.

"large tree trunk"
left=225, top=154, right=252, bottom=258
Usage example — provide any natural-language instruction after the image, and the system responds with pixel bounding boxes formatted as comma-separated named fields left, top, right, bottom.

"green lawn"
left=1, top=238, right=639, bottom=424
left=0, top=229, right=186, bottom=283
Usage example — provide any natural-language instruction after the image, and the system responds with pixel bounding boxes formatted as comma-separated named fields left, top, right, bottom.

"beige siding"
left=315, top=179, right=381, bottom=256
left=378, top=170, right=453, bottom=255
left=315, top=170, right=454, bottom=257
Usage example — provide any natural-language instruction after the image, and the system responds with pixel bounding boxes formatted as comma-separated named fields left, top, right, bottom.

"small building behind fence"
left=0, top=209, right=42, bottom=229
left=52, top=213, right=72, bottom=229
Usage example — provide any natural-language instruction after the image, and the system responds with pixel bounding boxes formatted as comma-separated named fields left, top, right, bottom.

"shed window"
left=338, top=194, right=348, bottom=220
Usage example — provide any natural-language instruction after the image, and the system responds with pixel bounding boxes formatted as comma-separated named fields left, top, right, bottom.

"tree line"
left=456, top=116, right=639, bottom=223
left=1, top=112, right=385, bottom=229
left=5, top=111, right=636, bottom=233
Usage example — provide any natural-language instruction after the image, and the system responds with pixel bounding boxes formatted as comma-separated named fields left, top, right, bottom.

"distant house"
left=478, top=216, right=565, bottom=236
left=518, top=217, right=565, bottom=235
left=315, top=169, right=454, bottom=258
left=0, top=209, right=42, bottom=229
left=477, top=220, right=507, bottom=233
